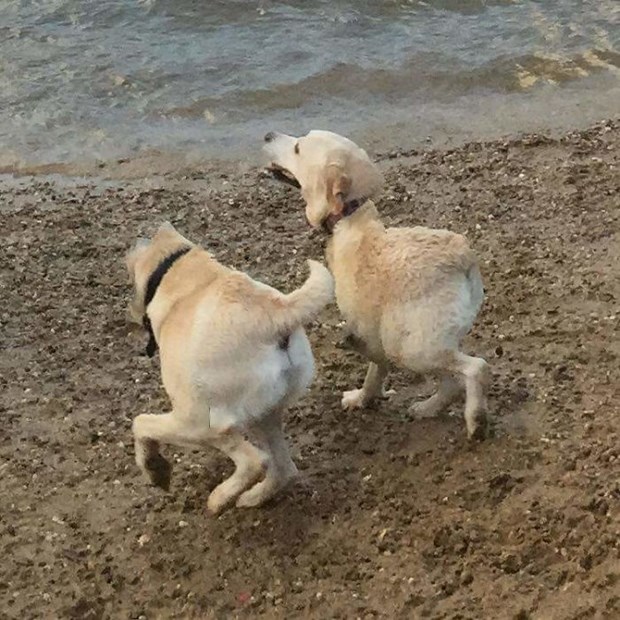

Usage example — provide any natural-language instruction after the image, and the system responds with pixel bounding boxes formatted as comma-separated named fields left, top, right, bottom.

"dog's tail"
left=269, top=260, right=334, bottom=335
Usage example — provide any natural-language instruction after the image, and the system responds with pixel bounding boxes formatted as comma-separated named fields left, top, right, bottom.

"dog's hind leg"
left=207, top=432, right=268, bottom=514
left=341, top=362, right=389, bottom=410
left=236, top=410, right=298, bottom=508
left=446, top=352, right=490, bottom=440
left=410, top=374, right=462, bottom=419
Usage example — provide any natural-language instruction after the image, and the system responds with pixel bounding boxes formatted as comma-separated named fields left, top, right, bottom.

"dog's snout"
left=264, top=131, right=276, bottom=143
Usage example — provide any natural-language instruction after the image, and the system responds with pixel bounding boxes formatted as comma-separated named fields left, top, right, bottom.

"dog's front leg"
left=336, top=325, right=368, bottom=355
left=341, top=362, right=390, bottom=410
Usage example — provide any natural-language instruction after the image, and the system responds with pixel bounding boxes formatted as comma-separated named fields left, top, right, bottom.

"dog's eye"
left=294, top=143, right=300, bottom=155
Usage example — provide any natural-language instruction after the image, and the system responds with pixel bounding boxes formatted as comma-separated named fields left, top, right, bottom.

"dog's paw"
left=341, top=388, right=367, bottom=410
left=144, top=453, right=172, bottom=491
left=467, top=420, right=487, bottom=441
left=207, top=486, right=235, bottom=515
left=466, top=413, right=488, bottom=441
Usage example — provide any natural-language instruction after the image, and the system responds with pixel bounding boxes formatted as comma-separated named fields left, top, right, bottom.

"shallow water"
left=1, top=0, right=618, bottom=168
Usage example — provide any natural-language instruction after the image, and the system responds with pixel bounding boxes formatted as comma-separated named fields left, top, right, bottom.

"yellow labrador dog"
left=263, top=130, right=489, bottom=439
left=125, top=222, right=333, bottom=513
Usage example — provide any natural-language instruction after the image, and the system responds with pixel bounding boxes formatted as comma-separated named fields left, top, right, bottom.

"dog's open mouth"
left=265, top=163, right=301, bottom=189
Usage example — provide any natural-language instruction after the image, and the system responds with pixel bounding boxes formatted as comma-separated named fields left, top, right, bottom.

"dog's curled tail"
left=276, top=260, right=334, bottom=331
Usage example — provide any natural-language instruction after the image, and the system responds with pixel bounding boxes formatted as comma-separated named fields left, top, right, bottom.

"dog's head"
left=263, top=130, right=383, bottom=229
left=125, top=222, right=193, bottom=323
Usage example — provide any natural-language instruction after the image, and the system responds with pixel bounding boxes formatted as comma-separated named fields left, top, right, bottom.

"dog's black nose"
left=264, top=131, right=276, bottom=143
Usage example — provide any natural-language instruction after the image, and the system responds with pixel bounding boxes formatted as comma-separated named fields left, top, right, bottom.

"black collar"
left=322, top=197, right=368, bottom=235
left=142, top=246, right=191, bottom=357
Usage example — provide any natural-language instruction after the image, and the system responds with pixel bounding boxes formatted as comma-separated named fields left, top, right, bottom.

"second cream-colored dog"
left=126, top=222, right=333, bottom=513
left=264, top=130, right=489, bottom=439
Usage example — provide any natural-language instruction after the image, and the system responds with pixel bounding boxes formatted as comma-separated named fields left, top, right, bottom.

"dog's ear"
left=125, top=238, right=152, bottom=324
left=325, top=164, right=351, bottom=215
left=125, top=238, right=151, bottom=284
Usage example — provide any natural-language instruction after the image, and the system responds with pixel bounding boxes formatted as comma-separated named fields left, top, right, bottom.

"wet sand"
left=1, top=120, right=619, bottom=619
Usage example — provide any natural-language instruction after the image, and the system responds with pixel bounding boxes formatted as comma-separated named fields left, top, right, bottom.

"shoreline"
left=1, top=120, right=618, bottom=619
left=1, top=103, right=619, bottom=181
left=4, top=0, right=620, bottom=180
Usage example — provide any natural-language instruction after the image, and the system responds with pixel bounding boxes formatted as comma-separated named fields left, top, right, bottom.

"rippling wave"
left=0, top=0, right=618, bottom=168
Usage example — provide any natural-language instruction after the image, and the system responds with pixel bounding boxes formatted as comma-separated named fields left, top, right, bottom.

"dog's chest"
left=327, top=243, right=358, bottom=313
left=328, top=239, right=380, bottom=340
left=334, top=275, right=361, bottom=323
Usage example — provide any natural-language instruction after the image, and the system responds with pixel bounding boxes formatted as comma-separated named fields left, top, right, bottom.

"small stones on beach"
left=137, top=534, right=150, bottom=547
left=2, top=120, right=618, bottom=619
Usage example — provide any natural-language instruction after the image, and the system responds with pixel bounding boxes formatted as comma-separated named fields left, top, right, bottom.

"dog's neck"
left=142, top=247, right=191, bottom=357
left=324, top=200, right=383, bottom=270
left=322, top=197, right=374, bottom=234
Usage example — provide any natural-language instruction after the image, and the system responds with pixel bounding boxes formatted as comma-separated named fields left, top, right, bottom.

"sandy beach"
left=1, top=120, right=619, bottom=619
